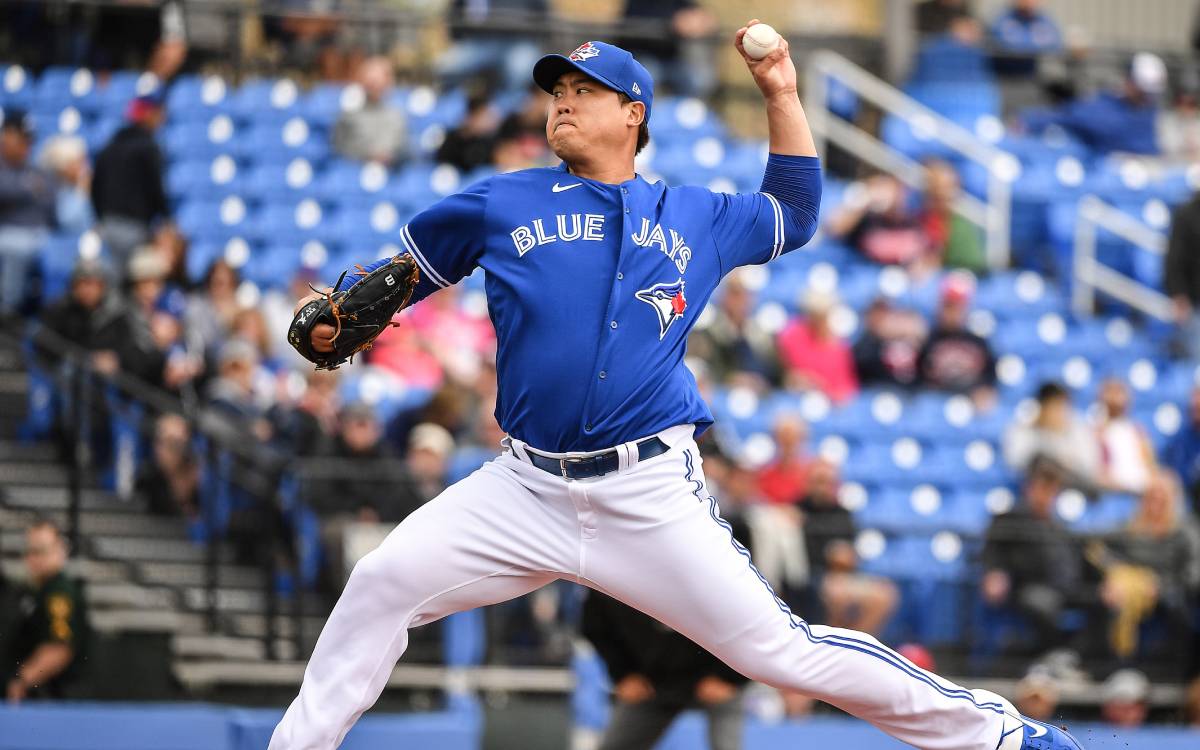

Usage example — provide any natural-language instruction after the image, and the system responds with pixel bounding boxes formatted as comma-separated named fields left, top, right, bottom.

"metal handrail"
left=1071, top=194, right=1173, bottom=320
left=2, top=319, right=300, bottom=660
left=804, top=49, right=1014, bottom=268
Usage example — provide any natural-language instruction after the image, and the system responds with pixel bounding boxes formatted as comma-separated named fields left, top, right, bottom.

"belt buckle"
left=559, top=456, right=587, bottom=480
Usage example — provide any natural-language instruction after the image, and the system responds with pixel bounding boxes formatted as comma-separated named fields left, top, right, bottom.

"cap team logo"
left=569, top=42, right=600, bottom=62
left=636, top=279, right=687, bottom=340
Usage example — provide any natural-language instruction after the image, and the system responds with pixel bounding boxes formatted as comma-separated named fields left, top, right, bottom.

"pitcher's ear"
left=628, top=100, right=646, bottom=127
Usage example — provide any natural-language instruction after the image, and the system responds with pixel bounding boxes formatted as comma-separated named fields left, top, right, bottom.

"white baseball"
left=742, top=23, right=781, bottom=60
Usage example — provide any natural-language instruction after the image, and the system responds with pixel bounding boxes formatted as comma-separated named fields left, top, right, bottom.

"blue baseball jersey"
left=399, top=162, right=817, bottom=452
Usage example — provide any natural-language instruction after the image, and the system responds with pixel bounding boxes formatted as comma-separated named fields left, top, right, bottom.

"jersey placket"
left=576, top=182, right=637, bottom=439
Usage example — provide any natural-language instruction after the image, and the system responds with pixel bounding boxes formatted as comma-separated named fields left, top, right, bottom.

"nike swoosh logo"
left=1023, top=720, right=1048, bottom=738
left=552, top=182, right=582, bottom=193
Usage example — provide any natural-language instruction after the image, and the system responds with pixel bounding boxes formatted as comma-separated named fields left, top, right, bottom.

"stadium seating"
left=5, top=57, right=1193, bottom=654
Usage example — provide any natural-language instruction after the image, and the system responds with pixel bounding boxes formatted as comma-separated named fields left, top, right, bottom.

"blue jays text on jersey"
left=386, top=156, right=821, bottom=452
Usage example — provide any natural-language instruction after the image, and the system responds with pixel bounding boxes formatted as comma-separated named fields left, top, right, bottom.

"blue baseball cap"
left=533, top=41, right=654, bottom=122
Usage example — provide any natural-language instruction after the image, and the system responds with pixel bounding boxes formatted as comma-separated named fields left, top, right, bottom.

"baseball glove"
left=287, top=254, right=420, bottom=370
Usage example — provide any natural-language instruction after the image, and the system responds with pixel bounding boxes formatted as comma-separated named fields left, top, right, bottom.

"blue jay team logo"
left=636, top=279, right=688, bottom=340
left=569, top=42, right=600, bottom=61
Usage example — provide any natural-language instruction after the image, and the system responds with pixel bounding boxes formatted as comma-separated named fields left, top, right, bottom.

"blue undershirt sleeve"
left=710, top=154, right=822, bottom=272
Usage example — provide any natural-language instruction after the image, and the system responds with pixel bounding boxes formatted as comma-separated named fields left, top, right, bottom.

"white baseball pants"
left=270, top=425, right=1016, bottom=750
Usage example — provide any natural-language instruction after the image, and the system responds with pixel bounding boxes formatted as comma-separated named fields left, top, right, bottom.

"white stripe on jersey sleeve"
left=400, top=224, right=449, bottom=288
left=762, top=192, right=785, bottom=261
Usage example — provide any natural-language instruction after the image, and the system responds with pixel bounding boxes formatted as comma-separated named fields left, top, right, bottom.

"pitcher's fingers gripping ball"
left=288, top=253, right=419, bottom=370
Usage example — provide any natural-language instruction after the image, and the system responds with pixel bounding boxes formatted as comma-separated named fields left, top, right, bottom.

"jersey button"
left=585, top=424, right=593, bottom=432
left=624, top=207, right=630, bottom=214
left=610, top=320, right=617, bottom=329
left=621, top=187, right=628, bottom=194
left=616, top=272, right=623, bottom=280
left=598, top=371, right=607, bottom=379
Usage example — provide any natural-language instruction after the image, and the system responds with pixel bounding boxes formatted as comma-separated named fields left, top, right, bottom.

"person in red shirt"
left=777, top=290, right=859, bottom=403
left=756, top=412, right=811, bottom=505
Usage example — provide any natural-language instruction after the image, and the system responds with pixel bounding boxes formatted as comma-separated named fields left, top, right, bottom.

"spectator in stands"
left=38, top=258, right=161, bottom=382
left=496, top=83, right=552, bottom=162
left=687, top=270, right=781, bottom=390
left=184, top=259, right=241, bottom=362
left=91, top=88, right=169, bottom=270
left=1158, top=77, right=1200, bottom=163
left=582, top=590, right=748, bottom=750
left=1186, top=676, right=1200, bottom=726
left=436, top=90, right=501, bottom=173
left=407, top=285, right=496, bottom=386
left=852, top=297, right=927, bottom=388
left=801, top=458, right=899, bottom=636
left=917, top=274, right=997, bottom=406
left=205, top=339, right=272, bottom=444
left=1099, top=668, right=1151, bottom=728
left=125, top=251, right=178, bottom=389
left=1095, top=378, right=1157, bottom=495
left=273, top=369, right=340, bottom=457
left=1165, top=189, right=1200, bottom=360
left=0, top=110, right=54, bottom=318
left=1086, top=469, right=1200, bottom=659
left=756, top=413, right=810, bottom=506
left=149, top=223, right=190, bottom=290
left=981, top=458, right=1081, bottom=654
left=5, top=518, right=88, bottom=702
left=262, top=1, right=346, bottom=80
left=1019, top=52, right=1166, bottom=155
left=988, top=0, right=1063, bottom=79
left=437, top=0, right=547, bottom=94
left=37, top=135, right=93, bottom=234
left=135, top=413, right=200, bottom=522
left=1013, top=669, right=1060, bottom=722
left=333, top=56, right=409, bottom=166
left=311, top=403, right=420, bottom=523
left=307, top=405, right=428, bottom=585
left=919, top=160, right=986, bottom=274
left=1165, top=386, right=1200, bottom=510
left=915, top=0, right=974, bottom=36
left=617, top=0, right=717, bottom=99
left=405, top=422, right=455, bottom=505
left=827, top=173, right=928, bottom=269
left=1003, top=382, right=1102, bottom=493
left=777, top=289, right=858, bottom=403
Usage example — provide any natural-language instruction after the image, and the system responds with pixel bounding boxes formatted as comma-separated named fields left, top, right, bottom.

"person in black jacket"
left=1165, top=193, right=1200, bottom=359
left=91, top=88, right=169, bottom=273
left=582, top=589, right=749, bottom=750
left=917, top=274, right=996, bottom=407
left=980, top=458, right=1081, bottom=654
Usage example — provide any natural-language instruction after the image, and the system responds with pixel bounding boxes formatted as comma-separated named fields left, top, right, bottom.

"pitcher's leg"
left=270, top=461, right=572, bottom=750
left=584, top=448, right=1011, bottom=750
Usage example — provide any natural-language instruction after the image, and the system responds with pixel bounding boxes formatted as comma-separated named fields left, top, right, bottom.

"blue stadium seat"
left=167, top=74, right=234, bottom=121
left=243, top=158, right=324, bottom=201
left=162, top=116, right=241, bottom=162
left=236, top=118, right=328, bottom=165
left=229, top=78, right=303, bottom=123
left=253, top=198, right=325, bottom=244
left=175, top=196, right=254, bottom=243
left=97, top=70, right=156, bottom=115
left=312, top=159, right=396, bottom=205
left=32, top=66, right=102, bottom=115
left=166, top=155, right=244, bottom=202
left=300, top=83, right=351, bottom=128
left=0, top=63, right=35, bottom=109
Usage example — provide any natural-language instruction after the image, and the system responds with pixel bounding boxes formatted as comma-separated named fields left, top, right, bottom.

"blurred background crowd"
left=2, top=0, right=1200, bottom=747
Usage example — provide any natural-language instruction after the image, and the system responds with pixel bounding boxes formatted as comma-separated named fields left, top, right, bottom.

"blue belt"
left=523, top=437, right=670, bottom=480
